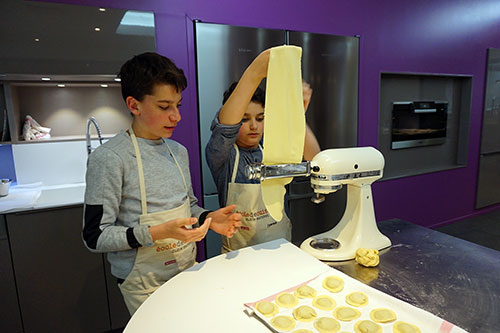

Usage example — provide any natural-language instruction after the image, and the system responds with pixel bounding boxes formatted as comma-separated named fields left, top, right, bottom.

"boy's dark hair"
left=118, top=52, right=187, bottom=101
left=223, top=81, right=265, bottom=107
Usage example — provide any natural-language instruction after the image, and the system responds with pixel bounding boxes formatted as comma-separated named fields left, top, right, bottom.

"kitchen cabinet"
left=5, top=206, right=111, bottom=333
left=0, top=215, right=23, bottom=333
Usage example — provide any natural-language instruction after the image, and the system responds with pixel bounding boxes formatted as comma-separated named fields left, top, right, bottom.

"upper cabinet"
left=0, top=0, right=156, bottom=75
left=0, top=0, right=156, bottom=144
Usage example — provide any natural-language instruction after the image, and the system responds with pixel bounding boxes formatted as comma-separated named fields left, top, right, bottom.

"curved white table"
left=123, top=239, right=328, bottom=332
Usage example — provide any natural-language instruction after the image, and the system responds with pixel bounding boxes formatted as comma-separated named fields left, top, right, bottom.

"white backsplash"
left=12, top=140, right=102, bottom=186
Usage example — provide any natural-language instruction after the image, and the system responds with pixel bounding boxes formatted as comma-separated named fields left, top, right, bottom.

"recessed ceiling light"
left=94, top=27, right=101, bottom=32
left=41, top=77, right=51, bottom=81
left=34, top=38, right=40, bottom=42
left=57, top=84, right=65, bottom=88
left=99, top=8, right=106, bottom=12
left=100, top=84, right=108, bottom=88
left=114, top=78, right=121, bottom=82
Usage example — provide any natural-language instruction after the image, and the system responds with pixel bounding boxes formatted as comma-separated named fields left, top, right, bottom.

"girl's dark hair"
left=223, top=81, right=265, bottom=107
left=118, top=52, right=187, bottom=101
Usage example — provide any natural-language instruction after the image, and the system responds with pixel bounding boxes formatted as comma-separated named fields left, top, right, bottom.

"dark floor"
left=434, top=208, right=500, bottom=251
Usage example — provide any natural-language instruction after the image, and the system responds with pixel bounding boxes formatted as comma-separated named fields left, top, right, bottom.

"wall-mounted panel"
left=379, top=73, right=472, bottom=180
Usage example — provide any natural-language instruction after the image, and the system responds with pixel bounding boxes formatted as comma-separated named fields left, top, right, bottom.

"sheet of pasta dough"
left=262, top=45, right=305, bottom=221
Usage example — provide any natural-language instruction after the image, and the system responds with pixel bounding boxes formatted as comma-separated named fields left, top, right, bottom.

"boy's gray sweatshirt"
left=83, top=130, right=205, bottom=279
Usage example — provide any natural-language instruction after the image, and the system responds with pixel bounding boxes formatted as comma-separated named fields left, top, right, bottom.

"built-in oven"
left=391, top=101, right=448, bottom=149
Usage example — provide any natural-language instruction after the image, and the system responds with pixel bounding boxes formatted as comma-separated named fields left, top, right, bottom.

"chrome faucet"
left=86, top=117, right=103, bottom=155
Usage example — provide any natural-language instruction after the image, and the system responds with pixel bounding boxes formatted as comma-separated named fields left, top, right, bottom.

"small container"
left=0, top=179, right=12, bottom=197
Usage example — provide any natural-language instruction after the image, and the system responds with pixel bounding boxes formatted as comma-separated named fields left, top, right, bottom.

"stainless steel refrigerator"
left=194, top=22, right=359, bottom=257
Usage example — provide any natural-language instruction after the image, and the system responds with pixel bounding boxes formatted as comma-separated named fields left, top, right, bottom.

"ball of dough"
left=345, top=291, right=369, bottom=307
left=313, top=317, right=341, bottom=333
left=370, top=308, right=397, bottom=323
left=312, top=295, right=336, bottom=311
left=333, top=306, right=361, bottom=321
left=255, top=301, right=278, bottom=317
left=275, top=292, right=299, bottom=308
left=355, top=248, right=379, bottom=267
left=292, top=305, right=318, bottom=322
left=322, top=276, right=344, bottom=293
left=270, top=315, right=296, bottom=331
left=294, top=285, right=317, bottom=298
left=354, top=320, right=382, bottom=333
left=393, top=321, right=421, bottom=333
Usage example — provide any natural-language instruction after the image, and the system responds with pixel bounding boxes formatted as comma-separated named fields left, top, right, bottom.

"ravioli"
left=332, top=306, right=361, bottom=321
left=322, top=276, right=344, bottom=293
left=312, top=295, right=336, bottom=311
left=292, top=305, right=318, bottom=323
left=270, top=315, right=296, bottom=332
left=393, top=321, right=421, bottom=333
left=369, top=308, right=397, bottom=323
left=255, top=301, right=278, bottom=317
left=275, top=292, right=299, bottom=308
left=313, top=317, right=341, bottom=333
left=353, top=320, right=382, bottom=333
left=294, top=285, right=317, bottom=299
left=345, top=291, right=369, bottom=307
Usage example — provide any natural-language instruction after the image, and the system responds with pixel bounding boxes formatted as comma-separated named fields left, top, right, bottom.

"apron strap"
left=163, top=140, right=188, bottom=191
left=129, top=126, right=148, bottom=215
left=231, top=144, right=240, bottom=183
left=129, top=126, right=189, bottom=215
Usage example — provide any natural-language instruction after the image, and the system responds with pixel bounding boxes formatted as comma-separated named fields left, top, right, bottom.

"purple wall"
left=44, top=0, right=500, bottom=227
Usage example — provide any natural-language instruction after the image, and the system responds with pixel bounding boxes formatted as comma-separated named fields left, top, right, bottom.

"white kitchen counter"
left=124, top=239, right=329, bottom=333
left=0, top=183, right=85, bottom=213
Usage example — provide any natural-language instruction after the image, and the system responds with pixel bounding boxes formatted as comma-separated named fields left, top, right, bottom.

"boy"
left=83, top=52, right=241, bottom=315
left=205, top=49, right=320, bottom=252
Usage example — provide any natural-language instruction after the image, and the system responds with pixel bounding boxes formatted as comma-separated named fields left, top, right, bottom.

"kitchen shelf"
left=12, top=134, right=115, bottom=144
left=2, top=77, right=130, bottom=144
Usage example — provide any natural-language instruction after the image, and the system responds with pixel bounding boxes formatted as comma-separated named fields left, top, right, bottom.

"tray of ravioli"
left=244, top=268, right=467, bottom=333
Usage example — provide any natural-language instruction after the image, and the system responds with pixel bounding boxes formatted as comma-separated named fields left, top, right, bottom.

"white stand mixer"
left=246, top=146, right=391, bottom=261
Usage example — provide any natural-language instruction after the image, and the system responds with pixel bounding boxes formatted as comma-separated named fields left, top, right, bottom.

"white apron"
left=119, top=128, right=196, bottom=315
left=222, top=144, right=292, bottom=252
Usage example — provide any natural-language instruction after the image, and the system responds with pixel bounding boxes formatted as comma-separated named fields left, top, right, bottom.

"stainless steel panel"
left=195, top=22, right=285, bottom=195
left=331, top=219, right=500, bottom=333
left=476, top=152, right=500, bottom=208
left=289, top=31, right=358, bottom=149
left=480, top=49, right=500, bottom=154
left=287, top=32, right=358, bottom=244
left=391, top=137, right=446, bottom=149
left=476, top=48, right=500, bottom=208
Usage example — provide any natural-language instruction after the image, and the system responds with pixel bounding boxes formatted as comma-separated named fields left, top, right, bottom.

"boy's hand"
left=248, top=49, right=271, bottom=81
left=149, top=217, right=212, bottom=243
left=302, top=81, right=313, bottom=112
left=207, top=205, right=242, bottom=237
